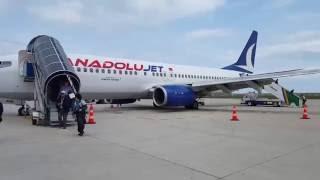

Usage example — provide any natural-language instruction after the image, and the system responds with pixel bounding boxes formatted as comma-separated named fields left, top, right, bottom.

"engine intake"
left=153, top=85, right=196, bottom=107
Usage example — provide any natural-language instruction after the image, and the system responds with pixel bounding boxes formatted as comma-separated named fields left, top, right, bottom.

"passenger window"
left=144, top=72, right=147, bottom=76
left=178, top=74, right=181, bottom=78
left=119, top=70, right=122, bottom=75
left=96, top=69, right=99, bottom=73
left=170, top=74, right=173, bottom=77
left=134, top=71, right=138, bottom=75
left=152, top=72, right=155, bottom=76
left=164, top=73, right=166, bottom=77
left=125, top=71, right=128, bottom=75
left=83, top=68, right=87, bottom=72
left=160, top=73, right=163, bottom=77
left=77, top=67, right=81, bottom=72
left=90, top=68, right=93, bottom=73
left=108, top=69, right=111, bottom=74
left=174, top=74, right=177, bottom=78
left=113, top=70, right=117, bottom=74
left=182, top=74, right=184, bottom=78
left=129, top=71, right=133, bottom=75
left=101, top=69, right=105, bottom=73
left=156, top=73, right=159, bottom=76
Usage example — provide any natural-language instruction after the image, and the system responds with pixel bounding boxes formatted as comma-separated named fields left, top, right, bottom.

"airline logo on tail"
left=222, top=31, right=258, bottom=74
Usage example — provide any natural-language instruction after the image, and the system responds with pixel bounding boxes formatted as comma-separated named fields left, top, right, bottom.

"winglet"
left=222, top=31, right=258, bottom=74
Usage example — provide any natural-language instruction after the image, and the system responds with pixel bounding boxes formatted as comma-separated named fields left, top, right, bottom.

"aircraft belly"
left=0, top=92, right=33, bottom=100
left=79, top=74, right=149, bottom=99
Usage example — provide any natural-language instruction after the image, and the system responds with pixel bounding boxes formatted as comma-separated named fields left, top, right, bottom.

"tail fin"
left=222, top=30, right=258, bottom=74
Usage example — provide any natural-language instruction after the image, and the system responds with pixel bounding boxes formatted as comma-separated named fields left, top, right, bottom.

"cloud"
left=287, top=12, right=320, bottom=22
left=26, top=0, right=225, bottom=27
left=0, top=0, right=10, bottom=13
left=28, top=1, right=84, bottom=24
left=270, top=0, right=295, bottom=8
left=258, top=30, right=320, bottom=58
left=0, top=40, right=25, bottom=55
left=185, top=28, right=231, bottom=40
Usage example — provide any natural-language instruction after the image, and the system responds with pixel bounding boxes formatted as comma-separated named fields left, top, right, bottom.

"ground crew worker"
left=302, top=94, right=307, bottom=106
left=56, top=90, right=73, bottom=129
left=73, top=93, right=87, bottom=136
left=0, top=101, right=3, bottom=123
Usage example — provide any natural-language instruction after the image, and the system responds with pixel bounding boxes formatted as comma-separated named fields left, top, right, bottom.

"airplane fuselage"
left=0, top=54, right=239, bottom=101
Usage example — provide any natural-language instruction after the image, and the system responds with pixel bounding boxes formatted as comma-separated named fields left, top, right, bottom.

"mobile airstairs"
left=19, top=35, right=81, bottom=126
left=263, top=82, right=301, bottom=107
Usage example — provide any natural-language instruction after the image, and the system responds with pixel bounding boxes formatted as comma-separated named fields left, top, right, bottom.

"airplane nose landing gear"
left=18, top=104, right=30, bottom=116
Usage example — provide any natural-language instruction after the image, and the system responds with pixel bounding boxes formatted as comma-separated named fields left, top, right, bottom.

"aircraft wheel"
left=185, top=102, right=199, bottom=110
left=18, top=106, right=24, bottom=116
left=18, top=106, right=30, bottom=116
left=153, top=102, right=159, bottom=108
left=193, top=101, right=199, bottom=109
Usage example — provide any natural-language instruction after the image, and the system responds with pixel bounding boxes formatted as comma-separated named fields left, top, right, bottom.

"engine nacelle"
left=153, top=85, right=196, bottom=107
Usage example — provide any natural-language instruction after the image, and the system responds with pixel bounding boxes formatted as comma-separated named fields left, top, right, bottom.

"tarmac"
left=0, top=98, right=320, bottom=180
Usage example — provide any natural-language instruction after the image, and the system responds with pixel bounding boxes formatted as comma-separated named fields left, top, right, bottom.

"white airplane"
left=0, top=31, right=319, bottom=115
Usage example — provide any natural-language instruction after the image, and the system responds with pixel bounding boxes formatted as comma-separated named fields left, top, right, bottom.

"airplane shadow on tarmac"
left=100, top=104, right=304, bottom=114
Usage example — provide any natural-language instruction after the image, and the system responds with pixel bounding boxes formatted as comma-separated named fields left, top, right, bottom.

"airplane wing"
left=191, top=68, right=320, bottom=93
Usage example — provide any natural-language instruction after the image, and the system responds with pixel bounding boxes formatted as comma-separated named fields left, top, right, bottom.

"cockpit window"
left=0, top=61, right=12, bottom=68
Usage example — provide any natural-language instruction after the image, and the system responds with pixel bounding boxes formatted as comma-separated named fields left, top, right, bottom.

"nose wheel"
left=18, top=105, right=30, bottom=116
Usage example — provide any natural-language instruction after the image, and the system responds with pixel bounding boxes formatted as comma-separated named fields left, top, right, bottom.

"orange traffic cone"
left=87, top=104, right=96, bottom=124
left=301, top=105, right=310, bottom=119
left=230, top=105, right=239, bottom=121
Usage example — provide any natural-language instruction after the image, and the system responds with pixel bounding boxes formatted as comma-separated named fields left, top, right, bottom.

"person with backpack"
left=73, top=93, right=87, bottom=136
left=56, top=90, right=73, bottom=129
left=0, top=101, right=3, bottom=123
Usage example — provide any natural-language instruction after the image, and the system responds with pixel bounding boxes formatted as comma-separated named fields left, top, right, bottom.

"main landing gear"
left=185, top=101, right=199, bottom=110
left=185, top=99, right=205, bottom=110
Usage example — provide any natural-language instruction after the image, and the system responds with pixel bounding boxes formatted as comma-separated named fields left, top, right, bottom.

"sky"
left=0, top=0, right=319, bottom=92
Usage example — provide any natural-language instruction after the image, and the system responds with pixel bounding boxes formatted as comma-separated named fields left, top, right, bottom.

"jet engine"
left=153, top=85, right=198, bottom=109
